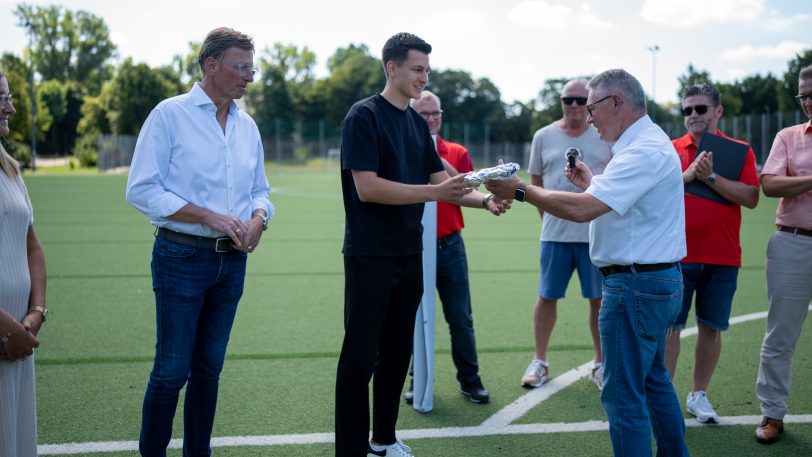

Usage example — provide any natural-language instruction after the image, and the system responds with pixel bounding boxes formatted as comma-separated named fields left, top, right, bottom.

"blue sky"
left=1, top=0, right=809, bottom=105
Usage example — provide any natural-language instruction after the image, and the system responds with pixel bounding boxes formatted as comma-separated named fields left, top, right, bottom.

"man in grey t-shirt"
left=520, top=79, right=612, bottom=390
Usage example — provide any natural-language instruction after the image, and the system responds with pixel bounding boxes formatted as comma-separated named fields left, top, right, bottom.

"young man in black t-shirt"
left=335, top=33, right=508, bottom=457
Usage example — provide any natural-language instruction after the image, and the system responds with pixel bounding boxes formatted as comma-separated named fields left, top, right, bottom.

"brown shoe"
left=755, top=416, right=784, bottom=444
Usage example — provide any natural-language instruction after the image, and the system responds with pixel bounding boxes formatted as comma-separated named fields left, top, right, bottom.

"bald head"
left=561, top=80, right=588, bottom=97
left=560, top=79, right=590, bottom=127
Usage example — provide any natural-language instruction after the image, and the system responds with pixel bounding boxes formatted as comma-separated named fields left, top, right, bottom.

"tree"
left=247, top=43, right=317, bottom=140
left=320, top=44, right=385, bottom=126
left=427, top=69, right=504, bottom=140
left=169, top=41, right=203, bottom=90
left=0, top=53, right=32, bottom=149
left=778, top=49, right=812, bottom=112
left=15, top=3, right=117, bottom=96
left=105, top=58, right=182, bottom=135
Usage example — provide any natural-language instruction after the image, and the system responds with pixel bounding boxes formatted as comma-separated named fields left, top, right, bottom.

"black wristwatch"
left=515, top=183, right=527, bottom=202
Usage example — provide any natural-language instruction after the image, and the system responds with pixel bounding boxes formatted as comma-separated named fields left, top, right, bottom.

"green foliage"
left=779, top=49, right=812, bottom=112
left=0, top=54, right=32, bottom=146
left=74, top=134, right=98, bottom=167
left=14, top=3, right=117, bottom=96
left=77, top=94, right=110, bottom=136
left=106, top=58, right=182, bottom=135
left=247, top=43, right=317, bottom=140
left=320, top=44, right=385, bottom=126
left=168, top=41, right=203, bottom=90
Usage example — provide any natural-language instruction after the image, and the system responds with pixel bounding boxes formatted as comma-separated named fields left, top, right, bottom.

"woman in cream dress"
left=0, top=71, right=48, bottom=457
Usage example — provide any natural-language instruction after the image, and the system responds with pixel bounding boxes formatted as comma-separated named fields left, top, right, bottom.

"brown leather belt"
left=777, top=225, right=812, bottom=237
left=599, top=262, right=678, bottom=277
left=156, top=227, right=235, bottom=252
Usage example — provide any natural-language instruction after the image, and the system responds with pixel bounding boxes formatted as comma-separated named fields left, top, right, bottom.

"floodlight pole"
left=647, top=45, right=660, bottom=103
left=25, top=20, right=37, bottom=172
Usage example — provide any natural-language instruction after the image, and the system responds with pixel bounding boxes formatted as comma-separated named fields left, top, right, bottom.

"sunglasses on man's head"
left=561, top=97, right=588, bottom=106
left=681, top=105, right=710, bottom=116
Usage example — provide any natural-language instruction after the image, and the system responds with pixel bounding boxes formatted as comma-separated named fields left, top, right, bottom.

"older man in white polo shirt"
left=486, top=69, right=689, bottom=457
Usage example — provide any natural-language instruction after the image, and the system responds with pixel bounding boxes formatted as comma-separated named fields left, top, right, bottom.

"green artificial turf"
left=22, top=169, right=811, bottom=456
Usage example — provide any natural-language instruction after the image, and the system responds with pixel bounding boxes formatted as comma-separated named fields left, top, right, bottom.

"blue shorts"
left=538, top=241, right=602, bottom=300
left=671, top=262, right=738, bottom=330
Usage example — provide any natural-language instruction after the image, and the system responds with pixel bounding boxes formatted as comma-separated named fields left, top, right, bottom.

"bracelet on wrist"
left=481, top=194, right=493, bottom=209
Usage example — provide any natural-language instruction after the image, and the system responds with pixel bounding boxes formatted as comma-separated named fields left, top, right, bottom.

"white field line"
left=38, top=306, right=811, bottom=455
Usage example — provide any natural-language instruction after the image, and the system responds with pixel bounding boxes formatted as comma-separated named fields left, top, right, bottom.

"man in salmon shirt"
left=754, top=63, right=812, bottom=445
left=665, top=83, right=760, bottom=424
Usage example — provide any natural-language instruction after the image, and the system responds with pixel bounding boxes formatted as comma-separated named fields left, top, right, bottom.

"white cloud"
left=508, top=0, right=612, bottom=30
left=720, top=41, right=809, bottom=62
left=641, top=0, right=764, bottom=27
left=762, top=11, right=812, bottom=31
left=423, top=9, right=486, bottom=34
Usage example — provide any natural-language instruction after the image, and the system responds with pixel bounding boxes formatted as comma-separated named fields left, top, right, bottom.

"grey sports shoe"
left=521, top=359, right=549, bottom=388
left=687, top=390, right=719, bottom=424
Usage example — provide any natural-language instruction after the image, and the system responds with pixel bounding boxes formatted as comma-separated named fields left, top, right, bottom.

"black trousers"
left=335, top=254, right=424, bottom=457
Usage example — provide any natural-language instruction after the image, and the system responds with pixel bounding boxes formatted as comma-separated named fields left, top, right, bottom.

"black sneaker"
left=404, top=379, right=414, bottom=404
left=460, top=381, right=490, bottom=404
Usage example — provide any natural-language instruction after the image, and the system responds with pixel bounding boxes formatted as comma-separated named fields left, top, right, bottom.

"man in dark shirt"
left=335, top=32, right=507, bottom=457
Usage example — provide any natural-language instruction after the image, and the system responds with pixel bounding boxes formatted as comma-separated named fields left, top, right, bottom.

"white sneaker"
left=686, top=391, right=719, bottom=424
left=521, top=359, right=549, bottom=388
left=367, top=439, right=414, bottom=457
left=589, top=362, right=604, bottom=391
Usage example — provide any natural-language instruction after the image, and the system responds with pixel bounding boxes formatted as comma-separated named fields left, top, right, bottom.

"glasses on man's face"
left=795, top=93, right=812, bottom=103
left=681, top=105, right=711, bottom=116
left=586, top=95, right=613, bottom=117
left=418, top=110, right=442, bottom=120
left=0, top=94, right=13, bottom=108
left=561, top=96, right=588, bottom=106
left=223, top=62, right=259, bottom=77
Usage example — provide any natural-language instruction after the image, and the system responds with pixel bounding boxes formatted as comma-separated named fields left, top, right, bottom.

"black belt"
left=599, top=262, right=678, bottom=277
left=777, top=225, right=812, bottom=237
left=156, top=227, right=235, bottom=252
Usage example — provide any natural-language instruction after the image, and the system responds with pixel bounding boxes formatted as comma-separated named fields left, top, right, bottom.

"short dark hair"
left=682, top=83, right=721, bottom=106
left=198, top=27, right=254, bottom=71
left=800, top=64, right=812, bottom=81
left=381, top=33, right=431, bottom=69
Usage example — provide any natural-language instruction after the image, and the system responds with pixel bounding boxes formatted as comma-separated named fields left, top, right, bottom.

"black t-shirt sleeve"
left=341, top=106, right=378, bottom=172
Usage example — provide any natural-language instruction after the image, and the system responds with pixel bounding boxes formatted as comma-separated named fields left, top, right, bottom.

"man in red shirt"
left=403, top=90, right=497, bottom=404
left=665, top=83, right=760, bottom=424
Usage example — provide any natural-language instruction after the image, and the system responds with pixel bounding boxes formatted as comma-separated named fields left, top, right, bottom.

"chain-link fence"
left=95, top=110, right=807, bottom=171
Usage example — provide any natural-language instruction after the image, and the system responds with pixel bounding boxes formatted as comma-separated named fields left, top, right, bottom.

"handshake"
left=462, top=162, right=521, bottom=186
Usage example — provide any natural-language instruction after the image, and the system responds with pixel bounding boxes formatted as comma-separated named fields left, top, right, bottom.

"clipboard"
left=684, top=132, right=749, bottom=205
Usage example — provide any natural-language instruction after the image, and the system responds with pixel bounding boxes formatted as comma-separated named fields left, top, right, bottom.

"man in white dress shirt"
left=126, top=27, right=273, bottom=457
left=486, top=69, right=689, bottom=456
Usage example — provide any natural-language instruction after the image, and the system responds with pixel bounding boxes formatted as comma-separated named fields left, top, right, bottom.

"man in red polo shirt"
left=403, top=90, right=496, bottom=404
left=665, top=83, right=760, bottom=424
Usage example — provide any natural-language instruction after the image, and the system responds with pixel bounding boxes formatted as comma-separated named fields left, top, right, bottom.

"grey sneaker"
left=687, top=391, right=719, bottom=424
left=367, top=439, right=414, bottom=457
left=521, top=359, right=549, bottom=388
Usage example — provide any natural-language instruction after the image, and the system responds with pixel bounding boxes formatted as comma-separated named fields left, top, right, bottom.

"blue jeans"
left=436, top=232, right=481, bottom=387
left=140, top=237, right=247, bottom=457
left=599, top=266, right=689, bottom=457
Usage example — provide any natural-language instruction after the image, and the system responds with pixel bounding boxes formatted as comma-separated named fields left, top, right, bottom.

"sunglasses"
left=681, top=105, right=711, bottom=116
left=561, top=97, right=588, bottom=106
